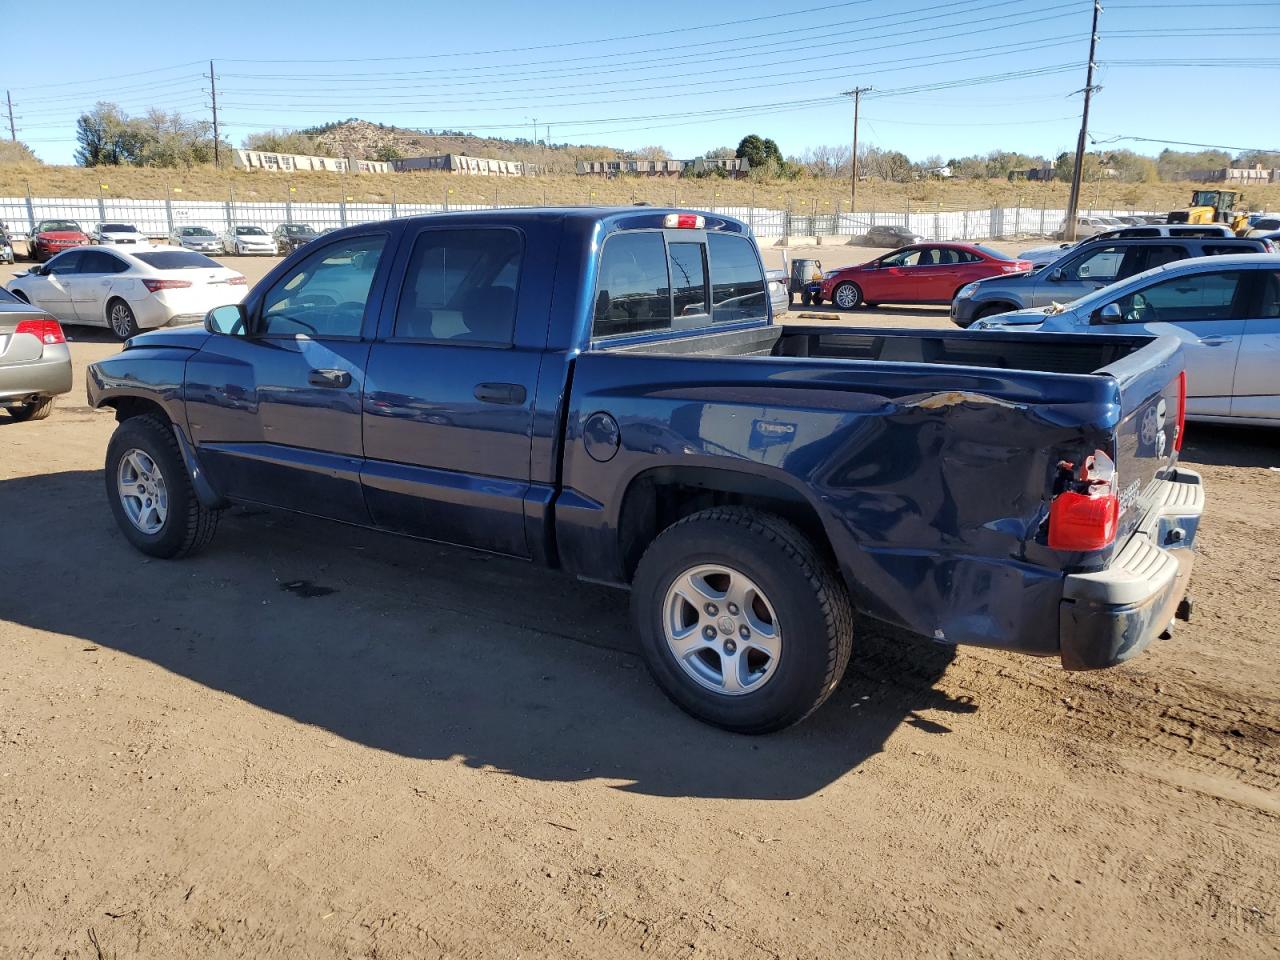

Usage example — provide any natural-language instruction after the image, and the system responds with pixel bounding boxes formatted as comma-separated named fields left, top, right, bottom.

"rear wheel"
left=801, top=291, right=812, bottom=306
left=107, top=298, right=140, bottom=340
left=105, top=414, right=219, bottom=558
left=631, top=507, right=854, bottom=733
left=833, top=281, right=862, bottom=310
left=6, top=397, right=54, bottom=421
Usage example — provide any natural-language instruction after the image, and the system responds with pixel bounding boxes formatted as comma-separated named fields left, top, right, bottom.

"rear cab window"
left=592, top=228, right=767, bottom=341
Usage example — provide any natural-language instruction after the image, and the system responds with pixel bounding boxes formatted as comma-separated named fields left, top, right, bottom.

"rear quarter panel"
left=556, top=349, right=1122, bottom=654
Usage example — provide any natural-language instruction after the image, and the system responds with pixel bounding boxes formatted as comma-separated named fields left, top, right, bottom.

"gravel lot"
left=1, top=245, right=1278, bottom=959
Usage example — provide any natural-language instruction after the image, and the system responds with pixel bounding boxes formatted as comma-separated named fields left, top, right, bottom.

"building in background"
left=232, top=150, right=394, bottom=174
left=1183, top=164, right=1279, bottom=185
left=392, top=154, right=537, bottom=176
left=576, top=157, right=750, bottom=178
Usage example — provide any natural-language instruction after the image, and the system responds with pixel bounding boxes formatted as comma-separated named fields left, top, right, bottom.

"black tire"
left=974, top=303, right=1014, bottom=322
left=107, top=298, right=140, bottom=340
left=811, top=294, right=823, bottom=306
left=832, top=281, right=862, bottom=310
left=631, top=507, right=854, bottom=734
left=105, top=414, right=219, bottom=559
left=6, top=396, right=54, bottom=421
left=801, top=291, right=812, bottom=306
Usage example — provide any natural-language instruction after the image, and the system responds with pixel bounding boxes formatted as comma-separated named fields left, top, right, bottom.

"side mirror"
left=1048, top=268, right=1063, bottom=281
left=1097, top=303, right=1122, bottom=323
left=205, top=303, right=248, bottom=336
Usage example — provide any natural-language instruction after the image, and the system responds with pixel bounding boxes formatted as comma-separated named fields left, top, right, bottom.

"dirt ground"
left=2, top=251, right=1279, bottom=960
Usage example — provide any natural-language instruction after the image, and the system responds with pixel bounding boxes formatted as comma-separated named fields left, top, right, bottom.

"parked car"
left=973, top=254, right=1280, bottom=425
left=764, top=268, right=789, bottom=317
left=272, top=222, right=321, bottom=256
left=8, top=247, right=247, bottom=339
left=93, top=222, right=152, bottom=249
left=1244, top=215, right=1280, bottom=238
left=28, top=219, right=90, bottom=262
left=1020, top=224, right=1238, bottom=268
left=85, top=208, right=1200, bottom=733
left=170, top=226, right=224, bottom=254
left=952, top=236, right=1272, bottom=327
left=1141, top=215, right=1169, bottom=225
left=859, top=224, right=922, bottom=248
left=222, top=225, right=276, bottom=256
left=1055, top=215, right=1109, bottom=240
left=0, top=227, right=14, bottom=265
left=0, top=287, right=71, bottom=421
left=820, top=243, right=1033, bottom=309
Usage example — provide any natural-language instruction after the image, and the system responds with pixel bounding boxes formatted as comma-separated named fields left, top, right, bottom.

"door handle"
left=1197, top=336, right=1232, bottom=346
left=474, top=382, right=527, bottom=405
left=308, top=368, right=352, bottom=388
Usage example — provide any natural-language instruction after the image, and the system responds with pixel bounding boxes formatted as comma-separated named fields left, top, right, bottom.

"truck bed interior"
left=607, top=324, right=1148, bottom=376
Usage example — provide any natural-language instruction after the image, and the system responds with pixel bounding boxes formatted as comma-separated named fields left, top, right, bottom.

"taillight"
left=141, top=278, right=192, bottom=293
left=1048, top=450, right=1119, bottom=551
left=14, top=318, right=66, bottom=345
left=1174, top=370, right=1187, bottom=452
left=228, top=275, right=247, bottom=285
left=1262, top=239, right=1275, bottom=253
left=663, top=213, right=705, bottom=229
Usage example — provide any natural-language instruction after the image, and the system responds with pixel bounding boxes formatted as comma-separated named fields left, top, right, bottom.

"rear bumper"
left=0, top=347, right=73, bottom=402
left=1059, top=467, right=1203, bottom=670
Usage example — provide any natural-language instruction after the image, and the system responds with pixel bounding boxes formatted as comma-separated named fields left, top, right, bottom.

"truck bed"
left=607, top=323, right=1147, bottom=377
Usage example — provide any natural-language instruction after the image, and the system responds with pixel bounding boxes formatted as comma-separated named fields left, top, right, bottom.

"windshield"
left=236, top=226, right=267, bottom=236
left=136, top=251, right=221, bottom=270
left=285, top=224, right=316, bottom=235
left=100, top=223, right=135, bottom=232
left=972, top=244, right=1015, bottom=261
left=37, top=220, right=80, bottom=233
left=181, top=227, right=215, bottom=237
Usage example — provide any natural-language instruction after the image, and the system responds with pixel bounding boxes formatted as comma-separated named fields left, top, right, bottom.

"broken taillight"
left=1174, top=370, right=1187, bottom=453
left=1048, top=450, right=1119, bottom=551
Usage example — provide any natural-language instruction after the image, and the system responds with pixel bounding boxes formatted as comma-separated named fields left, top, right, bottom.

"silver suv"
left=1020, top=224, right=1237, bottom=268
left=951, top=236, right=1272, bottom=327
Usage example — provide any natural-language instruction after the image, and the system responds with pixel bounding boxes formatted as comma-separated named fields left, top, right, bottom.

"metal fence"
left=0, top=195, right=1157, bottom=243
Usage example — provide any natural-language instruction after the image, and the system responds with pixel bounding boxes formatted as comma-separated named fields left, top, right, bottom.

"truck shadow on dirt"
left=4, top=469, right=978, bottom=801
left=1182, top=423, right=1280, bottom=468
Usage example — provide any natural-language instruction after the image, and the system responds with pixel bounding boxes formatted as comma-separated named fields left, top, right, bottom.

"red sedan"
left=819, top=243, right=1032, bottom=310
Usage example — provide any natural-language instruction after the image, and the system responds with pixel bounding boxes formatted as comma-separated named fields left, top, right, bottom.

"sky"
left=5, top=0, right=1279, bottom=167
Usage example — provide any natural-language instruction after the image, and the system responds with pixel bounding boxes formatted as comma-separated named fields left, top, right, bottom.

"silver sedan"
left=0, top=288, right=72, bottom=421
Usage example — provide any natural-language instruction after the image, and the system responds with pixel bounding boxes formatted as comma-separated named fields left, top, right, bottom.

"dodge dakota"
left=87, top=208, right=1203, bottom=732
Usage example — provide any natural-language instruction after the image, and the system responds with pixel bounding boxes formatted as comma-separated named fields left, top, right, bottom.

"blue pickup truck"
left=87, top=208, right=1203, bottom=732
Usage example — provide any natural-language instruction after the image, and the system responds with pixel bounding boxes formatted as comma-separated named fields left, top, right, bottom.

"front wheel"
left=107, top=299, right=140, bottom=340
left=631, top=507, right=854, bottom=733
left=105, top=414, right=219, bottom=558
left=832, top=282, right=862, bottom=310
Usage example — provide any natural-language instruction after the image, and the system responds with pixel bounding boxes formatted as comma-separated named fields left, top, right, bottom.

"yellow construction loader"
left=1167, top=190, right=1249, bottom=233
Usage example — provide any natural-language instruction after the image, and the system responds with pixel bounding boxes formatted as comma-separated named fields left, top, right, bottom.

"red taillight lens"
left=14, top=318, right=66, bottom=345
left=1049, top=490, right=1119, bottom=551
left=662, top=213, right=705, bottom=229
left=1174, top=370, right=1187, bottom=452
left=228, top=275, right=247, bottom=285
left=141, top=278, right=192, bottom=293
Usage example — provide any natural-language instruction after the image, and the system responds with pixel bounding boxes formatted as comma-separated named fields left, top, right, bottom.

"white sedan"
left=222, top=225, right=276, bottom=256
left=93, top=222, right=153, bottom=250
left=7, top=246, right=247, bottom=339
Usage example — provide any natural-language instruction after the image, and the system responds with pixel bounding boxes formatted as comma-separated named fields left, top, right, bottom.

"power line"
left=1092, top=133, right=1280, bottom=153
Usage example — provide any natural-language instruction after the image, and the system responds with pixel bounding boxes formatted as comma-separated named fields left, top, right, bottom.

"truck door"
left=185, top=231, right=392, bottom=523
left=361, top=224, right=545, bottom=558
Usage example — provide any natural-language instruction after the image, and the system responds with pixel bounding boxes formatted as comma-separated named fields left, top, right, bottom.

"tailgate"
left=1100, top=336, right=1186, bottom=547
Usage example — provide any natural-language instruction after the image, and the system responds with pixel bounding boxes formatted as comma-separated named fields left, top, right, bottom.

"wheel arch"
left=616, top=463, right=837, bottom=584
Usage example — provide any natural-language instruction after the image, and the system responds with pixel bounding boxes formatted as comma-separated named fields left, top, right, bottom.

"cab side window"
left=393, top=228, right=522, bottom=343
left=261, top=234, right=386, bottom=338
left=593, top=232, right=672, bottom=339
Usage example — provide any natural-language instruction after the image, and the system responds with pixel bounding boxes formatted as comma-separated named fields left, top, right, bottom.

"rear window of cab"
left=592, top=230, right=767, bottom=339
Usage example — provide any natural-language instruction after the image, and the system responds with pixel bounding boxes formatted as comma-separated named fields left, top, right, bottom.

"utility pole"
left=5, top=91, right=15, bottom=142
left=208, top=60, right=221, bottom=170
left=1063, top=0, right=1102, bottom=241
left=843, top=87, right=871, bottom=221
